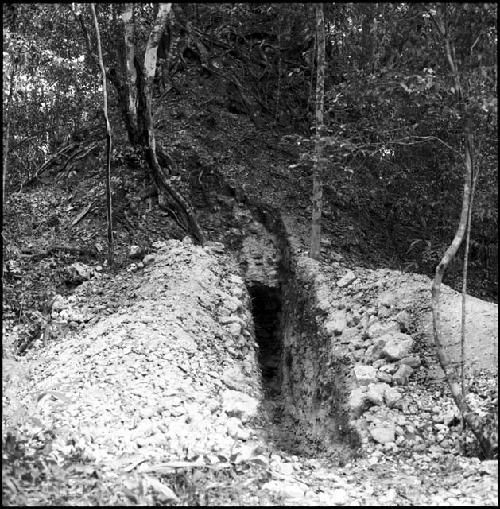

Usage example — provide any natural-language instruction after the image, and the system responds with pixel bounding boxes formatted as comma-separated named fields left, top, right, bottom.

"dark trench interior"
left=248, top=283, right=283, bottom=395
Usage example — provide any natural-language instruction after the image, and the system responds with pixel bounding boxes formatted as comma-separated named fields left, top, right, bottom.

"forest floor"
left=2, top=69, right=498, bottom=505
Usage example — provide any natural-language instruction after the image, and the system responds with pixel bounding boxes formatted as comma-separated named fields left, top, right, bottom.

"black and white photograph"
left=2, top=2, right=497, bottom=505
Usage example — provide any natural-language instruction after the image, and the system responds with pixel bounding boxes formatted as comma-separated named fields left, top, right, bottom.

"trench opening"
left=248, top=283, right=283, bottom=396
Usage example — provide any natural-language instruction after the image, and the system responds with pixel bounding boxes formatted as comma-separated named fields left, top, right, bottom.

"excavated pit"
left=237, top=213, right=360, bottom=456
left=190, top=165, right=359, bottom=454
left=247, top=283, right=283, bottom=396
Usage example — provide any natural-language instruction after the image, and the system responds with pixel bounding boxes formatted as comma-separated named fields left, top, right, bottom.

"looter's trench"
left=247, top=283, right=283, bottom=396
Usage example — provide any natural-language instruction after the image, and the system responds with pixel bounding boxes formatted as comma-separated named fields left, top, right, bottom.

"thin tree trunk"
left=360, top=3, right=374, bottom=70
left=91, top=3, right=114, bottom=267
left=275, top=17, right=282, bottom=122
left=431, top=6, right=496, bottom=458
left=307, top=33, right=317, bottom=116
left=3, top=3, right=18, bottom=209
left=3, top=60, right=16, bottom=210
left=122, top=4, right=139, bottom=133
left=142, top=3, right=204, bottom=244
left=461, top=162, right=481, bottom=401
left=309, top=3, right=326, bottom=260
left=78, top=2, right=203, bottom=244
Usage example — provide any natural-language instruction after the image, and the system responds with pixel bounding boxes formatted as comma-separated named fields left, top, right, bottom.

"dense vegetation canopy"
left=3, top=2, right=497, bottom=300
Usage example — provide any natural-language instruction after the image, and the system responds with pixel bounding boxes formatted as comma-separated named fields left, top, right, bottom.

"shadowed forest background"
left=3, top=3, right=497, bottom=304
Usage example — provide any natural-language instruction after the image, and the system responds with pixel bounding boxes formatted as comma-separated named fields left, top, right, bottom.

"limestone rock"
left=320, top=488, right=350, bottom=505
left=66, top=308, right=84, bottom=323
left=229, top=274, right=244, bottom=286
left=152, top=240, right=167, bottom=250
left=400, top=355, right=421, bottom=368
left=65, top=262, right=93, bottom=283
left=339, top=327, right=361, bottom=345
left=367, top=320, right=400, bottom=339
left=223, top=366, right=248, bottom=392
left=219, top=315, right=240, bottom=325
left=349, top=388, right=368, bottom=416
left=132, top=418, right=155, bottom=438
left=325, top=311, right=347, bottom=336
left=381, top=333, right=414, bottom=360
left=142, top=254, right=156, bottom=265
left=204, top=241, right=225, bottom=253
left=274, top=462, right=295, bottom=476
left=395, top=310, right=411, bottom=332
left=317, top=299, right=332, bottom=314
left=147, top=477, right=178, bottom=503
left=51, top=294, right=67, bottom=312
left=393, top=364, right=414, bottom=385
left=377, top=371, right=393, bottom=384
left=227, top=322, right=242, bottom=337
left=224, top=297, right=242, bottom=313
left=378, top=488, right=397, bottom=505
left=353, top=365, right=377, bottom=386
left=337, top=270, right=356, bottom=288
left=222, top=390, right=259, bottom=423
left=379, top=362, right=399, bottom=374
left=331, top=252, right=343, bottom=262
left=364, top=338, right=387, bottom=362
left=479, top=460, right=498, bottom=477
left=384, top=387, right=403, bottom=408
left=226, top=416, right=242, bottom=438
left=378, top=292, right=395, bottom=308
left=370, top=423, right=395, bottom=444
left=129, top=245, right=143, bottom=259
left=377, top=306, right=391, bottom=319
left=230, top=286, right=243, bottom=298
left=366, top=382, right=390, bottom=406
left=261, top=481, right=305, bottom=499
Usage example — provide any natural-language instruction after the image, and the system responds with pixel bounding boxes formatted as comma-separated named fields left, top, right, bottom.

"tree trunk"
left=119, top=3, right=203, bottom=244
left=3, top=60, right=16, bottom=211
left=360, top=3, right=374, bottom=70
left=309, top=3, right=326, bottom=260
left=3, top=6, right=18, bottom=211
left=122, top=4, right=139, bottom=137
left=431, top=6, right=497, bottom=458
left=91, top=3, right=114, bottom=267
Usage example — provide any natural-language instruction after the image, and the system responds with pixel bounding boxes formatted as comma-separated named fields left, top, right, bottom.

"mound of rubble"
left=3, top=238, right=272, bottom=477
left=3, top=233, right=498, bottom=505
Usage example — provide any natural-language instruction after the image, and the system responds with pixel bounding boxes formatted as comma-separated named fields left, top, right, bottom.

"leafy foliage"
left=2, top=2, right=497, bottom=289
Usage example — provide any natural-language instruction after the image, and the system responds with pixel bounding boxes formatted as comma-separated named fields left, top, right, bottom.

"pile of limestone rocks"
left=318, top=267, right=430, bottom=448
left=6, top=237, right=272, bottom=473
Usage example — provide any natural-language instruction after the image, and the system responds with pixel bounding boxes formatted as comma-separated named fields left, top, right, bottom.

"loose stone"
left=393, top=364, right=414, bottom=385
left=320, top=488, right=350, bottom=506
left=261, top=481, right=305, bottom=499
left=227, top=322, right=242, bottom=337
left=395, top=310, right=411, bottom=331
left=400, top=355, right=421, bottom=368
left=384, top=387, right=403, bottom=408
left=337, top=270, right=356, bottom=287
left=370, top=424, right=396, bottom=444
left=349, top=388, right=368, bottom=416
left=325, top=311, right=347, bottom=335
left=143, top=254, right=156, bottom=265
left=381, top=333, right=414, bottom=360
left=222, top=390, right=259, bottom=423
left=353, top=365, right=377, bottom=386
left=367, top=320, right=400, bottom=339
